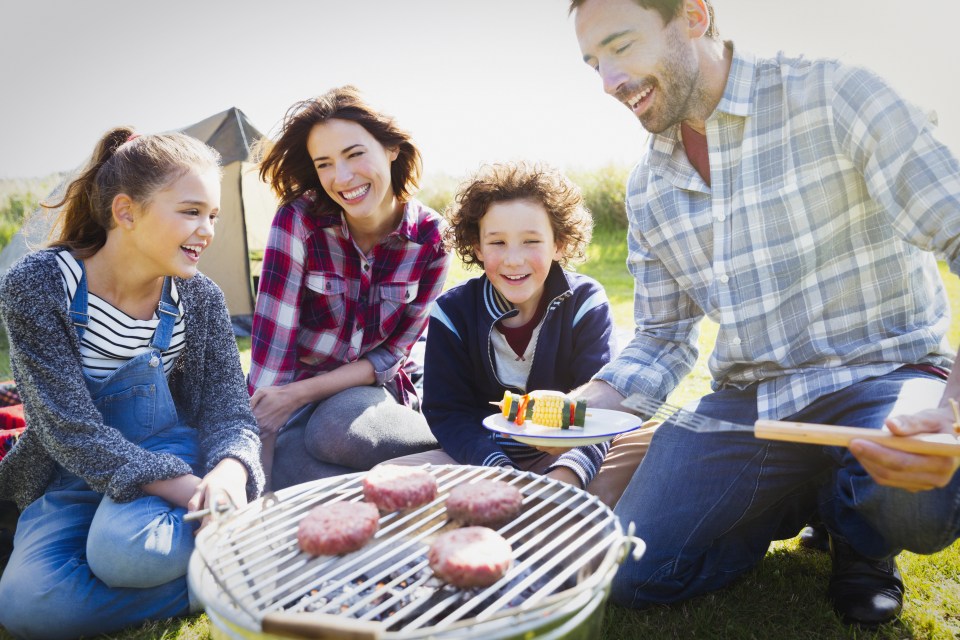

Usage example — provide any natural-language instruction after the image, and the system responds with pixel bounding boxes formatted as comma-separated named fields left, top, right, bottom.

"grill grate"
left=192, top=465, right=630, bottom=637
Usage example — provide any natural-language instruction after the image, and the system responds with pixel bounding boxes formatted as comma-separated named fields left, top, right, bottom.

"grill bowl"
left=189, top=465, right=644, bottom=639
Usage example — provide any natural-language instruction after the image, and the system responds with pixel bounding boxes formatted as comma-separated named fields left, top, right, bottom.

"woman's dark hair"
left=258, top=85, right=422, bottom=216
left=47, top=128, right=221, bottom=258
left=447, top=161, right=594, bottom=269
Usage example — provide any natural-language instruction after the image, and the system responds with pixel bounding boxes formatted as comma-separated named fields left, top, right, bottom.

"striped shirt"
left=596, top=45, right=960, bottom=420
left=56, top=251, right=186, bottom=379
left=248, top=196, right=450, bottom=399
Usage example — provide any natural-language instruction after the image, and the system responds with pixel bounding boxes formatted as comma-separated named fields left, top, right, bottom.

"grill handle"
left=619, top=522, right=646, bottom=563
left=261, top=611, right=385, bottom=640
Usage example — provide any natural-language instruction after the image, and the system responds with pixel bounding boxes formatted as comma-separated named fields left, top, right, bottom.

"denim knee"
left=861, top=486, right=960, bottom=554
left=87, top=496, right=194, bottom=588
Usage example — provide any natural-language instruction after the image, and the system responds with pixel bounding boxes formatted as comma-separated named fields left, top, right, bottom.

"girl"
left=0, top=128, right=263, bottom=639
left=250, top=86, right=449, bottom=490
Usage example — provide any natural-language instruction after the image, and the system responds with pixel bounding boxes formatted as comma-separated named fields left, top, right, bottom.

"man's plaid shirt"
left=597, top=45, right=960, bottom=420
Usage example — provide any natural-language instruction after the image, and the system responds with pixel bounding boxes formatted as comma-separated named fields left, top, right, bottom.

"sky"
left=1, top=0, right=958, bottom=182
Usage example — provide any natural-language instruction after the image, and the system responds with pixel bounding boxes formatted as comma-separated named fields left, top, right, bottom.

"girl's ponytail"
left=47, top=127, right=133, bottom=257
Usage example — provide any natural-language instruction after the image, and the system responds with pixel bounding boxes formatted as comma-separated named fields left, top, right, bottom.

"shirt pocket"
left=303, top=271, right=347, bottom=329
left=377, top=281, right=419, bottom=336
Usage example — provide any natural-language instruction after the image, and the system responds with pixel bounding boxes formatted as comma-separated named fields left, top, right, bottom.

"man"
left=569, top=0, right=960, bottom=627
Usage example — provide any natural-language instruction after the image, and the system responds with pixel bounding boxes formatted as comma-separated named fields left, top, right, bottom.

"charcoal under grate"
left=190, top=464, right=639, bottom=639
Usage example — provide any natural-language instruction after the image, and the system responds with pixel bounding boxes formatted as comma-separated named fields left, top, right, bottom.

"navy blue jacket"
left=422, top=263, right=616, bottom=486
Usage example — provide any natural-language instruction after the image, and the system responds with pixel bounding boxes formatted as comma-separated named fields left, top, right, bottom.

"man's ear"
left=112, top=193, right=136, bottom=229
left=684, top=0, right=711, bottom=38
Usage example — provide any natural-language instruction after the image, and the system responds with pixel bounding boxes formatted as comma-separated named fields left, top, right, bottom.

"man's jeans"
left=611, top=367, right=960, bottom=607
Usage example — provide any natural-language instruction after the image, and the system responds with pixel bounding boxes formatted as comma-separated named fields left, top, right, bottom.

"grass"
left=0, top=232, right=959, bottom=639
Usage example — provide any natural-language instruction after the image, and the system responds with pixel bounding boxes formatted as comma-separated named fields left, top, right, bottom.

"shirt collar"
left=482, top=262, right=572, bottom=320
left=333, top=200, right=419, bottom=244
left=714, top=42, right=757, bottom=118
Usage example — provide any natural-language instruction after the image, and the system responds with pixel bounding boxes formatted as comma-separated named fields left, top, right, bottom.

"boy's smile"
left=475, top=199, right=562, bottom=326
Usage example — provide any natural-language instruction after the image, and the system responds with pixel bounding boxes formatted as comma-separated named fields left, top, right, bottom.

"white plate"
left=482, top=408, right=643, bottom=448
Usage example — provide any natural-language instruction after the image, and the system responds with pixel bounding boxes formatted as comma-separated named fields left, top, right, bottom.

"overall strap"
left=69, top=259, right=90, bottom=341
left=149, top=277, right=178, bottom=352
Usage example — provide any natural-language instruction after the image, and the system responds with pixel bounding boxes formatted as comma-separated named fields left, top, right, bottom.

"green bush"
left=568, top=163, right=631, bottom=231
left=417, top=172, right=460, bottom=216
left=0, top=174, right=64, bottom=252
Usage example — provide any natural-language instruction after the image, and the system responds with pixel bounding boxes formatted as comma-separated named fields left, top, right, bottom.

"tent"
left=0, top=107, right=279, bottom=334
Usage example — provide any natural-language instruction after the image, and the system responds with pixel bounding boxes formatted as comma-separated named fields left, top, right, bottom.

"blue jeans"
left=611, top=368, right=960, bottom=607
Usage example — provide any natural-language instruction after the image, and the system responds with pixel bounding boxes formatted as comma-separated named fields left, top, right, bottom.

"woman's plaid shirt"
left=249, top=196, right=450, bottom=401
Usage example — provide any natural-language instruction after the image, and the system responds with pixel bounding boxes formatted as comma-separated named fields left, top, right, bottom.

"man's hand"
left=570, top=380, right=628, bottom=412
left=850, top=406, right=960, bottom=492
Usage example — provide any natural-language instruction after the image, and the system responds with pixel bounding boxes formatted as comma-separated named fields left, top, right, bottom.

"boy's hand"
left=547, top=466, right=582, bottom=488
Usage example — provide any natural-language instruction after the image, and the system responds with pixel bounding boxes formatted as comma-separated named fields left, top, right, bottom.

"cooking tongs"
left=622, top=393, right=960, bottom=456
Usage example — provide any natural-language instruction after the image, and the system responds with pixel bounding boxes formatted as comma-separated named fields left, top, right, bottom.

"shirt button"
left=362, top=263, right=370, bottom=271
left=715, top=214, right=726, bottom=222
left=731, top=337, right=741, bottom=345
left=718, top=274, right=730, bottom=284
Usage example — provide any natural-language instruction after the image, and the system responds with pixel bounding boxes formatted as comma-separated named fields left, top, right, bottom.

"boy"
left=405, top=161, right=623, bottom=496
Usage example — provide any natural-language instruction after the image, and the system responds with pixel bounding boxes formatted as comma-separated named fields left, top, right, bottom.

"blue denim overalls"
left=0, top=262, right=202, bottom=640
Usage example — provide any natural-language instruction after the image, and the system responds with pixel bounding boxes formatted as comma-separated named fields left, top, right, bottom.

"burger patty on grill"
left=428, top=526, right=513, bottom=588
left=445, top=479, right=523, bottom=527
left=297, top=501, right=380, bottom=556
left=363, top=465, right=439, bottom=512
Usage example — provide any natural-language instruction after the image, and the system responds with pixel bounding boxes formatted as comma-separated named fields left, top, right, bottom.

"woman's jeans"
left=611, top=367, right=960, bottom=608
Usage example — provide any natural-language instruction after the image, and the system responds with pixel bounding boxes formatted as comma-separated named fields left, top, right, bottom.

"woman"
left=0, top=128, right=263, bottom=639
left=250, top=86, right=449, bottom=490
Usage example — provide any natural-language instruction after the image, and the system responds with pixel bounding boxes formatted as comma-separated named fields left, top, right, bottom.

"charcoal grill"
left=189, top=464, right=643, bottom=639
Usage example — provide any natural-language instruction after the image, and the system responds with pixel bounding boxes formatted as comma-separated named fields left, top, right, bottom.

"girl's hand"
left=189, top=458, right=249, bottom=531
left=849, top=407, right=960, bottom=492
left=250, top=385, right=301, bottom=436
left=143, top=474, right=202, bottom=509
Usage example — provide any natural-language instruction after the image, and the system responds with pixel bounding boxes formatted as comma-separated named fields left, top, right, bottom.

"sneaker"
left=828, top=535, right=903, bottom=626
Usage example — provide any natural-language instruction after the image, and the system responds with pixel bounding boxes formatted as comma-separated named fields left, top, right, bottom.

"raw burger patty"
left=297, top=501, right=379, bottom=556
left=428, top=526, right=513, bottom=588
left=446, top=479, right=523, bottom=526
left=363, top=465, right=438, bottom=512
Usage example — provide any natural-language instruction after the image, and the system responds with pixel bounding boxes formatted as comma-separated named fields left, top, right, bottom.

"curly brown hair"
left=447, top=162, right=593, bottom=269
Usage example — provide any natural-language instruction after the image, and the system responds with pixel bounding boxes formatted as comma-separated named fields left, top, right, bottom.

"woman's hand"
left=849, top=406, right=960, bottom=492
left=188, top=457, right=250, bottom=531
left=250, top=385, right=302, bottom=436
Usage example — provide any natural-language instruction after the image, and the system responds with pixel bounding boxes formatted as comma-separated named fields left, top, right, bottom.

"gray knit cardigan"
left=0, top=249, right=264, bottom=510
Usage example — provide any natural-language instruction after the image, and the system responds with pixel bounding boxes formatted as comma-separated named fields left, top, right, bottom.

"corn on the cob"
left=497, top=390, right=587, bottom=429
